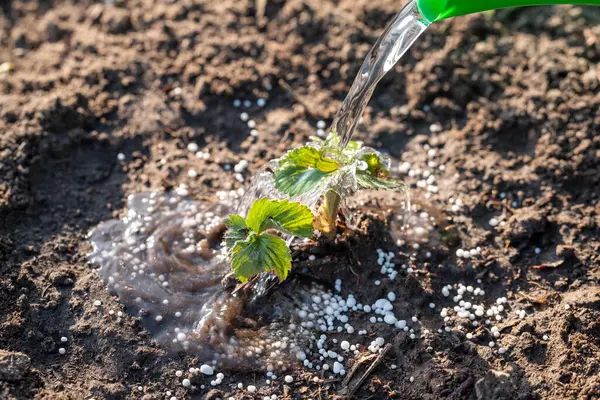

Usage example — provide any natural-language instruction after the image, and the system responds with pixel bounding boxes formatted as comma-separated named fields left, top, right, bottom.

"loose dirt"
left=1, top=1, right=599, bottom=399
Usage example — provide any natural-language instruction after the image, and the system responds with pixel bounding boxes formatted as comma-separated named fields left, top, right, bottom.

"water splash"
left=88, top=191, right=354, bottom=370
left=332, top=0, right=429, bottom=149
left=89, top=192, right=283, bottom=366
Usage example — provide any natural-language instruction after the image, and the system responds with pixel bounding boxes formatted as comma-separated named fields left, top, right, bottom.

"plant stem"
left=318, top=190, right=341, bottom=238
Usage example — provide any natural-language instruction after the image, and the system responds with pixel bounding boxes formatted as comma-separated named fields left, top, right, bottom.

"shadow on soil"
left=0, top=131, right=147, bottom=398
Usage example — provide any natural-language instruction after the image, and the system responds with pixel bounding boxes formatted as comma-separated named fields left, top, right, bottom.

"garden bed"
left=0, top=1, right=599, bottom=399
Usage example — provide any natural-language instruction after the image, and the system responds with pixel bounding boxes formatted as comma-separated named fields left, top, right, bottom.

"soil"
left=1, top=1, right=599, bottom=399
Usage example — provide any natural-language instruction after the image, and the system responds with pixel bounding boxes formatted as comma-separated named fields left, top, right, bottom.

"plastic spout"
left=417, top=0, right=600, bottom=22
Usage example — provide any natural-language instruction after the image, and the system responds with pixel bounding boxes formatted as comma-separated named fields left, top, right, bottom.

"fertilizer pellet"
left=200, top=364, right=214, bottom=375
left=187, top=143, right=199, bottom=153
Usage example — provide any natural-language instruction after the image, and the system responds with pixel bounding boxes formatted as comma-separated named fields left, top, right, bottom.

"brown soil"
left=1, top=1, right=599, bottom=399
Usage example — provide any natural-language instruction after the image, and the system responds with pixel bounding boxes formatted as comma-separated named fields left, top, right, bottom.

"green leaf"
left=225, top=215, right=246, bottom=230
left=355, top=152, right=404, bottom=191
left=246, top=198, right=314, bottom=237
left=231, top=233, right=292, bottom=282
left=322, top=130, right=362, bottom=157
left=275, top=147, right=338, bottom=196
left=359, top=153, right=388, bottom=176
left=356, top=173, right=406, bottom=190
left=275, top=165, right=332, bottom=197
left=224, top=215, right=249, bottom=249
left=344, top=139, right=363, bottom=154
left=280, top=147, right=338, bottom=172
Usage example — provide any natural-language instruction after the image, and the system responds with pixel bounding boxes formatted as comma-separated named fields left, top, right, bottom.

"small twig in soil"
left=527, top=280, right=551, bottom=290
left=337, top=343, right=392, bottom=398
left=346, top=244, right=362, bottom=267
left=345, top=245, right=361, bottom=284
left=347, top=263, right=360, bottom=284
left=519, top=291, right=556, bottom=304
left=340, top=353, right=378, bottom=387
left=529, top=260, right=564, bottom=270
left=447, top=376, right=474, bottom=400
left=41, top=284, right=53, bottom=297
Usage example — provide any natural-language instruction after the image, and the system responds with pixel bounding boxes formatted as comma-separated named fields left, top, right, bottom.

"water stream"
left=332, top=0, right=429, bottom=149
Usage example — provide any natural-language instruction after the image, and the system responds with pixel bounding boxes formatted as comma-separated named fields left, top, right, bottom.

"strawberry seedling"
left=274, top=131, right=406, bottom=237
left=224, top=198, right=314, bottom=282
left=224, top=131, right=407, bottom=283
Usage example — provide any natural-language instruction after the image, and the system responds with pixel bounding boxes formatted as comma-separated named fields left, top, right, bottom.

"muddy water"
left=88, top=186, right=428, bottom=371
left=88, top=191, right=336, bottom=369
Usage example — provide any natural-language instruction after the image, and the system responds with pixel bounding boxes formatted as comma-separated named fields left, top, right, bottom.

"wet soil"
left=1, top=1, right=599, bottom=399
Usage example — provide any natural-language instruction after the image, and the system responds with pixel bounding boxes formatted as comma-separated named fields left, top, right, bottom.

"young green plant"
left=224, top=198, right=314, bottom=282
left=274, top=131, right=406, bottom=237
left=224, top=132, right=406, bottom=283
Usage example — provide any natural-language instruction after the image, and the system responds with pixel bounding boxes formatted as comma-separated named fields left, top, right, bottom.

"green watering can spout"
left=417, top=0, right=600, bottom=23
